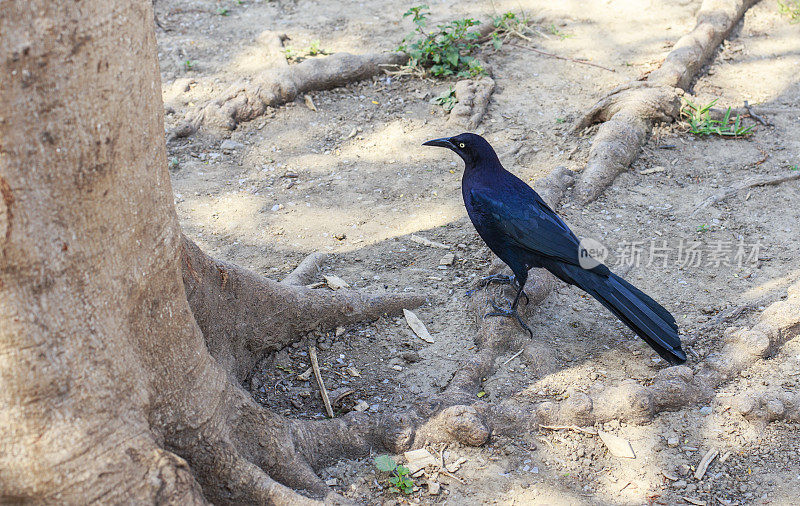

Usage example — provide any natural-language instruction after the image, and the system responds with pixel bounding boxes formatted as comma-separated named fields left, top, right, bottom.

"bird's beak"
left=422, top=137, right=456, bottom=150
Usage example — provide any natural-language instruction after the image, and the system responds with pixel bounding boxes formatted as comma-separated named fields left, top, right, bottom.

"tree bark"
left=0, top=1, right=420, bottom=503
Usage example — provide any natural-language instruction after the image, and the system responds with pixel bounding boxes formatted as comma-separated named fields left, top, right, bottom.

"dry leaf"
left=404, top=309, right=434, bottom=343
left=639, top=166, right=665, bottom=175
left=297, top=367, right=313, bottom=381
left=324, top=275, right=350, bottom=290
left=304, top=94, right=317, bottom=111
left=404, top=448, right=436, bottom=474
left=598, top=430, right=636, bottom=458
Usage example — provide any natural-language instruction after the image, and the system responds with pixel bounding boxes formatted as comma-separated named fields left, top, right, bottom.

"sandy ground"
left=158, top=0, right=800, bottom=504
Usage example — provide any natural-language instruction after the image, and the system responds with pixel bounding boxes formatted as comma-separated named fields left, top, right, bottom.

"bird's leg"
left=483, top=280, right=533, bottom=337
left=466, top=273, right=516, bottom=296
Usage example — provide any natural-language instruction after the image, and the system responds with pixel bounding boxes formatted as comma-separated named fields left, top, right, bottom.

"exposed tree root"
left=282, top=251, right=328, bottom=286
left=180, top=235, right=424, bottom=382
left=572, top=0, right=759, bottom=203
left=447, top=77, right=495, bottom=130
left=172, top=245, right=797, bottom=502
left=171, top=235, right=432, bottom=502
left=534, top=277, right=800, bottom=428
left=691, top=171, right=800, bottom=216
left=171, top=51, right=407, bottom=137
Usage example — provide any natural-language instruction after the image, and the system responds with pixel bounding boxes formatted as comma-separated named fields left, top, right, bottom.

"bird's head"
left=422, top=133, right=499, bottom=168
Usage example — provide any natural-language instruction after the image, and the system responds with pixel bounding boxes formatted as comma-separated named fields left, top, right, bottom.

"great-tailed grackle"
left=423, top=133, right=686, bottom=365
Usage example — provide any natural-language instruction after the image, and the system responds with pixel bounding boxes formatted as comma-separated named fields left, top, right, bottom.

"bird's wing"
left=470, top=187, right=589, bottom=268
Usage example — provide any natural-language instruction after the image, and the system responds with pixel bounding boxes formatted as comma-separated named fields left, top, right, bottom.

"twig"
left=540, top=424, right=599, bottom=435
left=694, top=449, right=719, bottom=480
left=699, top=295, right=771, bottom=330
left=309, top=345, right=334, bottom=418
left=502, top=348, right=525, bottom=366
left=506, top=42, right=615, bottom=73
left=691, top=172, right=800, bottom=215
left=438, top=469, right=466, bottom=484
left=744, top=100, right=770, bottom=126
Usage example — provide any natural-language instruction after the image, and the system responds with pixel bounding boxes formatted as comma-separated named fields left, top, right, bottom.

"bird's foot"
left=467, top=274, right=517, bottom=297
left=483, top=300, right=534, bottom=337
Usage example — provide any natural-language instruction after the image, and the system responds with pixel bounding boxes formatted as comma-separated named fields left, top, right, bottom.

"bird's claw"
left=466, top=273, right=516, bottom=297
left=482, top=303, right=534, bottom=338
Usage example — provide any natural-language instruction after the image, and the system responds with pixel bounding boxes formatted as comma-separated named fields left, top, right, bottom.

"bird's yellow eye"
left=458, top=142, right=465, bottom=148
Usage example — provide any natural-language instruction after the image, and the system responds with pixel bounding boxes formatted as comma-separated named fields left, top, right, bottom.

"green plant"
left=184, top=59, right=196, bottom=71
left=216, top=6, right=230, bottom=16
left=374, top=455, right=414, bottom=494
left=789, top=164, right=799, bottom=171
left=283, top=41, right=328, bottom=63
left=778, top=0, right=800, bottom=22
left=681, top=98, right=754, bottom=137
left=697, top=224, right=710, bottom=233
left=398, top=5, right=485, bottom=78
left=431, top=86, right=457, bottom=111
left=490, top=11, right=534, bottom=48
left=168, top=157, right=180, bottom=171
left=282, top=46, right=297, bottom=61
left=547, top=23, right=573, bottom=39
left=307, top=39, right=323, bottom=56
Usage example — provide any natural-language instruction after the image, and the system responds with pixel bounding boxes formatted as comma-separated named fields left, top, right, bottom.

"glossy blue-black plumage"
left=424, top=133, right=686, bottom=365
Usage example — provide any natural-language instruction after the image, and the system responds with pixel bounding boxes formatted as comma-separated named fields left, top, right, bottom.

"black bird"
left=423, top=133, right=686, bottom=365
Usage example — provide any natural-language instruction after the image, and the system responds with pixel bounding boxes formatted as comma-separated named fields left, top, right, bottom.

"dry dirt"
left=157, top=0, right=800, bottom=504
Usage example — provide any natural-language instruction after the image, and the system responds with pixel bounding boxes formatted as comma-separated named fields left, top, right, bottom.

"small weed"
left=216, top=6, right=230, bottom=16
left=490, top=11, right=535, bottom=47
left=681, top=98, right=754, bottom=137
left=307, top=39, right=323, bottom=56
left=547, top=23, right=573, bottom=39
left=555, top=117, right=565, bottom=124
left=398, top=5, right=485, bottom=78
left=184, top=60, right=196, bottom=71
left=778, top=0, right=800, bottom=22
left=282, top=46, right=297, bottom=61
left=374, top=455, right=414, bottom=494
left=283, top=40, right=329, bottom=63
left=168, top=157, right=180, bottom=171
left=697, top=224, right=711, bottom=233
left=789, top=164, right=799, bottom=171
left=431, top=86, right=457, bottom=112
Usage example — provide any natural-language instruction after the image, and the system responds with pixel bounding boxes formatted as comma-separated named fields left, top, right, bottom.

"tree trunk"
left=0, top=2, right=421, bottom=503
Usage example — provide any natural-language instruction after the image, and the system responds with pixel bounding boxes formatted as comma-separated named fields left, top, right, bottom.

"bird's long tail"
left=575, top=269, right=686, bottom=365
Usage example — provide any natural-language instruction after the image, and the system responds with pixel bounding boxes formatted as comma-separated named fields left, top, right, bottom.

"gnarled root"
left=531, top=277, right=800, bottom=427
left=573, top=83, right=683, bottom=202
left=282, top=252, right=328, bottom=286
left=180, top=235, right=424, bottom=382
left=171, top=52, right=407, bottom=137
left=572, top=0, right=759, bottom=203
left=447, top=77, right=495, bottom=130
